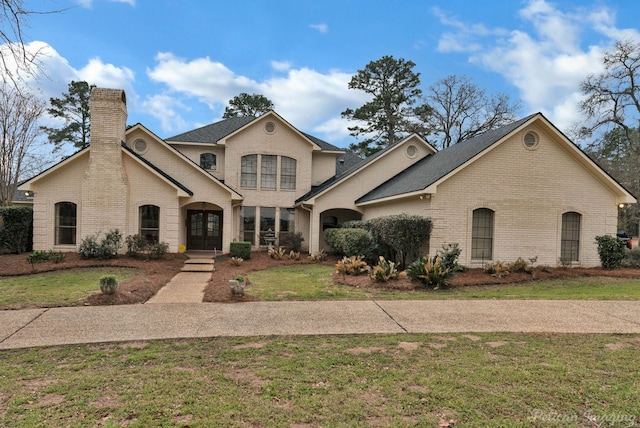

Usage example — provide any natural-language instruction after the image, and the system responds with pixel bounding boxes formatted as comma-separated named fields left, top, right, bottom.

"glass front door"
left=187, top=210, right=222, bottom=250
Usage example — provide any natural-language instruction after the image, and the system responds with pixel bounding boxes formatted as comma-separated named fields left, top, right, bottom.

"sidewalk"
left=2, top=300, right=640, bottom=349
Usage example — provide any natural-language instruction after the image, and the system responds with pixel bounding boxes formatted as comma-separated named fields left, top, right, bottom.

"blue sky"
left=15, top=0, right=640, bottom=152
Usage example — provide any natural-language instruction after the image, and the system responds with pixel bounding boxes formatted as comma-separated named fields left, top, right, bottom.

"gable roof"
left=126, top=123, right=243, bottom=200
left=121, top=144, right=193, bottom=196
left=166, top=112, right=343, bottom=152
left=356, top=113, right=636, bottom=205
left=356, top=114, right=536, bottom=204
left=296, top=133, right=434, bottom=204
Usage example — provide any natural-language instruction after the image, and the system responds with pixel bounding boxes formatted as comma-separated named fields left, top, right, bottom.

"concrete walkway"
left=2, top=300, right=640, bottom=349
left=146, top=257, right=214, bottom=304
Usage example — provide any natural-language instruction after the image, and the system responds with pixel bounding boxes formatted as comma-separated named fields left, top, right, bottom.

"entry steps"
left=181, top=258, right=215, bottom=272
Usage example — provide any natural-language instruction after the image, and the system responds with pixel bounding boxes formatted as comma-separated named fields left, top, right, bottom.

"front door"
left=187, top=210, right=223, bottom=250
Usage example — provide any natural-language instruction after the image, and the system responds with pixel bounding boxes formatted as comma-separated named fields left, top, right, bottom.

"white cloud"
left=310, top=23, right=329, bottom=34
left=436, top=0, right=640, bottom=133
left=271, top=61, right=292, bottom=72
left=432, top=6, right=507, bottom=53
left=142, top=94, right=188, bottom=133
left=146, top=54, right=368, bottom=143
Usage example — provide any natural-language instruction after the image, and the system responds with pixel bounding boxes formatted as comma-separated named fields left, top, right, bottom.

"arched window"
left=561, top=212, right=581, bottom=262
left=280, top=156, right=296, bottom=190
left=139, top=205, right=160, bottom=243
left=472, top=208, right=494, bottom=260
left=55, top=202, right=77, bottom=245
left=200, top=153, right=216, bottom=170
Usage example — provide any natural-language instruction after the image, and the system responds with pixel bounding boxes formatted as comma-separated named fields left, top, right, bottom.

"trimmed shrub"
left=230, top=241, right=252, bottom=259
left=99, top=275, right=118, bottom=295
left=324, top=227, right=375, bottom=259
left=365, top=214, right=432, bottom=269
left=0, top=206, right=33, bottom=254
left=595, top=235, right=626, bottom=270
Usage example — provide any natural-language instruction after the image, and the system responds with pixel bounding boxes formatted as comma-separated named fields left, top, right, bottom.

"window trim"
left=471, top=208, right=494, bottom=260
left=561, top=211, right=581, bottom=262
left=261, top=155, right=277, bottom=190
left=139, top=205, right=160, bottom=244
left=55, top=201, right=77, bottom=246
left=280, top=156, right=296, bottom=190
left=241, top=155, right=258, bottom=188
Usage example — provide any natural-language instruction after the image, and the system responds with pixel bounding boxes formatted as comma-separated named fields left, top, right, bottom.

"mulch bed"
left=3, top=250, right=640, bottom=307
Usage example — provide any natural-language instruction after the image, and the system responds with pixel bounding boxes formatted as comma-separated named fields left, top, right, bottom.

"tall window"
left=472, top=208, right=494, bottom=260
left=260, top=207, right=276, bottom=245
left=55, top=202, right=77, bottom=245
left=200, top=153, right=216, bottom=170
left=241, top=155, right=257, bottom=188
left=139, top=205, right=160, bottom=243
left=561, top=212, right=581, bottom=262
left=280, top=156, right=296, bottom=190
left=240, top=206, right=256, bottom=244
left=261, top=155, right=277, bottom=189
left=279, top=208, right=295, bottom=233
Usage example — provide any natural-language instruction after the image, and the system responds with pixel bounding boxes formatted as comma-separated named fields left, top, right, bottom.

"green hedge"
left=0, top=206, right=33, bottom=254
left=329, top=214, right=432, bottom=269
left=324, top=228, right=375, bottom=259
left=230, top=241, right=252, bottom=259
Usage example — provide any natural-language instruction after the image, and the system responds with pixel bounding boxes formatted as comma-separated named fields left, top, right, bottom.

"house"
left=19, top=87, right=636, bottom=267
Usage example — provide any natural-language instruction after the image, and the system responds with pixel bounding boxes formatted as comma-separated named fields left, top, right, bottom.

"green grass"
left=0, top=268, right=139, bottom=308
left=438, top=276, right=640, bottom=300
left=247, top=265, right=640, bottom=300
left=0, top=333, right=638, bottom=427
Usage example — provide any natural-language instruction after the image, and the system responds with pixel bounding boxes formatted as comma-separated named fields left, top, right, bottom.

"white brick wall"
left=362, top=124, right=621, bottom=267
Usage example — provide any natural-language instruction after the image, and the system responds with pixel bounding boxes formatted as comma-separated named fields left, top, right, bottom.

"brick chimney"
left=81, top=88, right=128, bottom=239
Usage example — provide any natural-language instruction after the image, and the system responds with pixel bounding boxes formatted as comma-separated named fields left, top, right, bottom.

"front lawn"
left=1, top=333, right=638, bottom=426
left=0, top=268, right=139, bottom=309
left=247, top=265, right=640, bottom=300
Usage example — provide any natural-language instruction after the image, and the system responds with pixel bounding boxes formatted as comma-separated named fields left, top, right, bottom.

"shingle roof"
left=166, top=116, right=343, bottom=153
left=301, top=132, right=342, bottom=152
left=295, top=137, right=409, bottom=204
left=356, top=114, right=538, bottom=204
left=166, top=116, right=255, bottom=144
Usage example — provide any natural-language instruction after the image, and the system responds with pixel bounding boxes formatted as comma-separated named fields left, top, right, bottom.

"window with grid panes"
left=561, top=212, right=581, bottom=262
left=280, top=156, right=296, bottom=190
left=471, top=208, right=494, bottom=260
